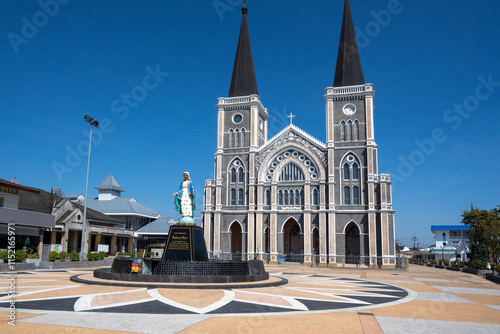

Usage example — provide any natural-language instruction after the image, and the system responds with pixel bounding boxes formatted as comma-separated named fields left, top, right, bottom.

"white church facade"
left=203, top=1, right=396, bottom=267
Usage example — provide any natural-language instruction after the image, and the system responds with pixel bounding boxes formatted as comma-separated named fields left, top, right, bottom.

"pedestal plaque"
left=161, top=225, right=208, bottom=262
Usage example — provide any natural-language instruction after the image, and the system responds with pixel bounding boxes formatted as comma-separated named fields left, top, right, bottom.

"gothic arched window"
left=230, top=189, right=236, bottom=206
left=238, top=188, right=244, bottom=206
left=235, top=129, right=240, bottom=148
left=353, top=186, right=359, bottom=205
left=300, top=189, right=305, bottom=205
left=238, top=167, right=244, bottom=183
left=278, top=190, right=283, bottom=205
left=265, top=189, right=271, bottom=205
left=229, top=129, right=234, bottom=148
left=340, top=121, right=346, bottom=141
left=279, top=163, right=305, bottom=181
left=240, top=128, right=245, bottom=147
left=231, top=168, right=237, bottom=183
left=295, top=190, right=300, bottom=205
left=343, top=163, right=350, bottom=180
left=354, top=120, right=359, bottom=141
left=347, top=120, right=353, bottom=141
left=352, top=163, right=359, bottom=180
left=284, top=190, right=289, bottom=205
left=344, top=186, right=351, bottom=205
left=312, top=188, right=319, bottom=205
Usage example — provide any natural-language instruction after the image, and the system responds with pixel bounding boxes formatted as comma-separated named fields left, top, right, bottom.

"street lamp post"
left=80, top=115, right=99, bottom=261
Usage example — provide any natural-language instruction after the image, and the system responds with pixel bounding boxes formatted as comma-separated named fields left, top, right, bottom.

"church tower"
left=203, top=1, right=396, bottom=268
left=324, top=0, right=395, bottom=266
left=203, top=2, right=269, bottom=256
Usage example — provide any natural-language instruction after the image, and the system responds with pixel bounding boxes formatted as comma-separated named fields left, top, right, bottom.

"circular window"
left=309, top=167, right=315, bottom=173
left=233, top=114, right=243, bottom=124
left=234, top=160, right=240, bottom=166
left=311, top=173, right=318, bottom=180
left=272, top=162, right=278, bottom=168
left=267, top=175, right=272, bottom=181
left=347, top=155, right=354, bottom=162
left=268, top=168, right=275, bottom=174
left=299, top=155, right=305, bottom=161
left=304, top=160, right=311, bottom=166
left=292, top=151, right=299, bottom=157
left=284, top=152, right=290, bottom=157
left=277, top=156, right=283, bottom=162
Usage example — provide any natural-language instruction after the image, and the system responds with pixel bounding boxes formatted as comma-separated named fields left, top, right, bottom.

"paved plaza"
left=1, top=265, right=500, bottom=333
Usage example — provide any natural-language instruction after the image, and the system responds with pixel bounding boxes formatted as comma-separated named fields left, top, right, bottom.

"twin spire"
left=228, top=0, right=364, bottom=97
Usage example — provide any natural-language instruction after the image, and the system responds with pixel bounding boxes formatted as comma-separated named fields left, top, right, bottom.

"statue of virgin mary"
left=173, top=171, right=196, bottom=224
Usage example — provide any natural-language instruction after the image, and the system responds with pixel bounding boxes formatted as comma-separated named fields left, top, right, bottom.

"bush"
left=26, top=246, right=38, bottom=255
left=431, top=259, right=437, bottom=265
left=0, top=251, right=8, bottom=261
left=98, top=251, right=107, bottom=261
left=117, top=252, right=123, bottom=256
left=49, top=251, right=60, bottom=262
left=147, top=251, right=153, bottom=258
left=126, top=252, right=135, bottom=259
left=59, top=251, right=69, bottom=262
left=87, top=253, right=96, bottom=261
left=70, top=252, right=80, bottom=261
left=27, top=253, right=39, bottom=259
left=444, top=260, right=450, bottom=266
left=496, top=263, right=500, bottom=274
left=479, top=261, right=488, bottom=270
left=15, top=250, right=27, bottom=262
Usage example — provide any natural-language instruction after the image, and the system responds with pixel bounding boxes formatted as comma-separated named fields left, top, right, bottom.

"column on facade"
left=319, top=183, right=327, bottom=265
left=303, top=183, right=312, bottom=265
left=270, top=213, right=278, bottom=264
left=61, top=224, right=69, bottom=252
left=255, top=184, right=264, bottom=257
left=110, top=236, right=117, bottom=255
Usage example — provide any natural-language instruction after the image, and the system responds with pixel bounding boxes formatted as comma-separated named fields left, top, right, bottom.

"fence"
left=206, top=251, right=407, bottom=270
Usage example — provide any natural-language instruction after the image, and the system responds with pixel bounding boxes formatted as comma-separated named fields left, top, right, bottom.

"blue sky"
left=1, top=0, right=499, bottom=248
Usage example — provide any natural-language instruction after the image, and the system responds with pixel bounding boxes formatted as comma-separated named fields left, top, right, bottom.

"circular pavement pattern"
left=0, top=270, right=414, bottom=315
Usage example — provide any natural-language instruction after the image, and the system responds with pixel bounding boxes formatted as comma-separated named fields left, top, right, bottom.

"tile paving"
left=0, top=265, right=499, bottom=333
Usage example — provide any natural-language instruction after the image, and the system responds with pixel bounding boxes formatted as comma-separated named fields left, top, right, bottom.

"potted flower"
left=26, top=252, right=40, bottom=266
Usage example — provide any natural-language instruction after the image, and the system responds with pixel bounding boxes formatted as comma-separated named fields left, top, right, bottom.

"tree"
left=461, top=206, right=500, bottom=264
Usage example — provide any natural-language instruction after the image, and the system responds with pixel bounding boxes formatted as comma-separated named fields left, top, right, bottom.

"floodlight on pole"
left=80, top=115, right=99, bottom=260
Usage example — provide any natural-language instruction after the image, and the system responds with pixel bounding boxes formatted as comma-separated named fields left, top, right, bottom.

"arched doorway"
left=283, top=219, right=303, bottom=261
left=264, top=227, right=270, bottom=254
left=312, top=228, right=319, bottom=255
left=345, top=223, right=360, bottom=256
left=230, top=222, right=242, bottom=254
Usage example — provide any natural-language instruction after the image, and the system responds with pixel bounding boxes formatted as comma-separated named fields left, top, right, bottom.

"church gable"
left=256, top=125, right=327, bottom=177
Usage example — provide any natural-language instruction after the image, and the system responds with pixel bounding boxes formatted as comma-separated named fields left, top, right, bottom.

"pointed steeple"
left=333, top=0, right=365, bottom=87
left=228, top=1, right=258, bottom=97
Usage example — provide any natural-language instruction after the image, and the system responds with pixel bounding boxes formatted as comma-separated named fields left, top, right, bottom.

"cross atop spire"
left=287, top=113, right=296, bottom=125
left=228, top=1, right=258, bottom=97
left=333, top=0, right=365, bottom=87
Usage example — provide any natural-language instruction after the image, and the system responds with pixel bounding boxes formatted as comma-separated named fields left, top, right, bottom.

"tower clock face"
left=343, top=103, right=356, bottom=115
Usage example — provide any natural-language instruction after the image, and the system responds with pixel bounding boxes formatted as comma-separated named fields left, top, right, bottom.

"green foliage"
left=87, top=253, right=96, bottom=261
left=146, top=252, right=153, bottom=258
left=26, top=246, right=38, bottom=255
left=126, top=252, right=136, bottom=259
left=59, top=251, right=69, bottom=262
left=461, top=206, right=500, bottom=263
left=444, top=260, right=450, bottom=266
left=469, top=259, right=488, bottom=270
left=117, top=252, right=123, bottom=256
left=27, top=253, right=39, bottom=259
left=0, top=251, right=8, bottom=261
left=98, top=251, right=107, bottom=260
left=69, top=252, right=80, bottom=261
left=431, top=259, right=437, bottom=265
left=49, top=251, right=60, bottom=261
left=15, top=250, right=27, bottom=262
left=496, top=263, right=500, bottom=274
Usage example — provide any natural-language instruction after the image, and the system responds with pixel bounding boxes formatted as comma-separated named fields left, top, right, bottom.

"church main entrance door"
left=230, top=222, right=242, bottom=254
left=345, top=223, right=360, bottom=261
left=283, top=219, right=303, bottom=261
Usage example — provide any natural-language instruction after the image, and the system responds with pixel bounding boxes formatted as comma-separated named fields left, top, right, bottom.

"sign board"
left=97, top=244, right=109, bottom=253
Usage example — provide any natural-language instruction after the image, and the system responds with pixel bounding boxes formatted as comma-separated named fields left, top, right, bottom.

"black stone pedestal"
left=161, top=224, right=208, bottom=262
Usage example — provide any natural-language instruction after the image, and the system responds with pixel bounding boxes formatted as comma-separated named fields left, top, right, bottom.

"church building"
left=203, top=1, right=396, bottom=267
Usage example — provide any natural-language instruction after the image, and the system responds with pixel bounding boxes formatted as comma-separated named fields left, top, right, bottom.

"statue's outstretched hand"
left=173, top=192, right=178, bottom=196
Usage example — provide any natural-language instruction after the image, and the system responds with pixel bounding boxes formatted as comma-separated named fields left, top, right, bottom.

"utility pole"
left=411, top=234, right=418, bottom=250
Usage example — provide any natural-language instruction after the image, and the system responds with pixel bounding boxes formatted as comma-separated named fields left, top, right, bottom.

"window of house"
left=312, top=188, right=319, bottom=205
left=0, top=197, right=4, bottom=207
left=265, top=189, right=271, bottom=205
left=352, top=163, right=359, bottom=180
left=278, top=190, right=283, bottom=205
left=231, top=168, right=236, bottom=183
left=343, top=163, right=350, bottom=180
left=238, top=167, right=244, bottom=183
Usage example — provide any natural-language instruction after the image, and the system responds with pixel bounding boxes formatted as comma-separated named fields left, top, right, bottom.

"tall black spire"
left=333, top=0, right=365, bottom=87
left=228, top=2, right=258, bottom=97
